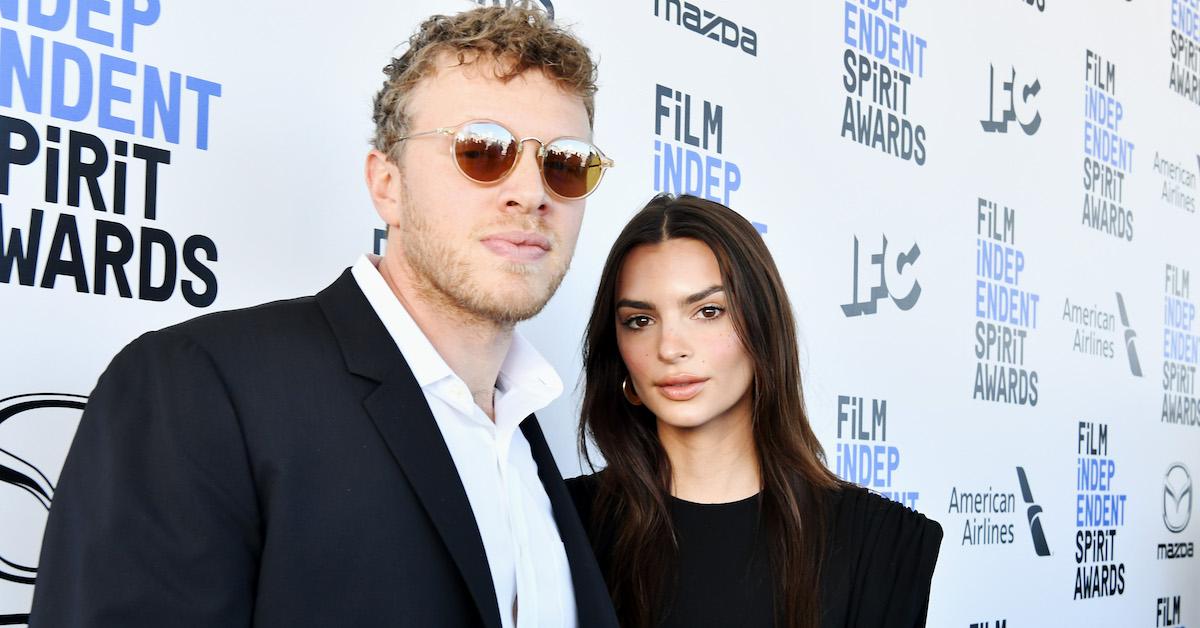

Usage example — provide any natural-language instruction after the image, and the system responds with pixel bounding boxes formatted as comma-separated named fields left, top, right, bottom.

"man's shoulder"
left=167, top=293, right=323, bottom=340
left=119, top=292, right=335, bottom=372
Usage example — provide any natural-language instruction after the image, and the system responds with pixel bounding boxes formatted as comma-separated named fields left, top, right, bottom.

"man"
left=30, top=6, right=618, bottom=627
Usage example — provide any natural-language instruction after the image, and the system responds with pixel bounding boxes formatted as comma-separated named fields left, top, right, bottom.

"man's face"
left=383, top=55, right=592, bottom=325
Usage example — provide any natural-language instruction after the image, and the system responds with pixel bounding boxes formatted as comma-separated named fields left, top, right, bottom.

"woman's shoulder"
left=564, top=470, right=617, bottom=563
left=565, top=470, right=601, bottom=497
left=825, top=483, right=943, bottom=543
left=565, top=470, right=603, bottom=521
left=819, top=483, right=943, bottom=626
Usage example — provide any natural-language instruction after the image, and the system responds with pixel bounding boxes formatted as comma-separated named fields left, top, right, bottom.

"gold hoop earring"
left=622, top=377, right=642, bottom=406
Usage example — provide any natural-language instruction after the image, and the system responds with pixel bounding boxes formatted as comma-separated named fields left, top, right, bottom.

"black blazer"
left=567, top=474, right=942, bottom=628
left=30, top=270, right=619, bottom=628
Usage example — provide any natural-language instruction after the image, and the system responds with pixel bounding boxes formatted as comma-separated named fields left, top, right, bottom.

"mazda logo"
left=1164, top=463, right=1193, bottom=533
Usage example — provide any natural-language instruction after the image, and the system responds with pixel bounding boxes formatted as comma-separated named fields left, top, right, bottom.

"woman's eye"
left=697, top=306, right=724, bottom=320
left=623, top=315, right=653, bottom=330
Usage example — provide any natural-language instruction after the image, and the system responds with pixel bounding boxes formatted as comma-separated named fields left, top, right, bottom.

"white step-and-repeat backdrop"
left=2, top=0, right=1198, bottom=625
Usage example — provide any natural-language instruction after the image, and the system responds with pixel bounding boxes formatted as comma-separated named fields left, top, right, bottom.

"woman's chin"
left=654, top=410, right=716, bottom=432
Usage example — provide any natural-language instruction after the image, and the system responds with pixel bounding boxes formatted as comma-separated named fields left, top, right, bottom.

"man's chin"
left=453, top=279, right=556, bottom=325
left=490, top=286, right=555, bottom=322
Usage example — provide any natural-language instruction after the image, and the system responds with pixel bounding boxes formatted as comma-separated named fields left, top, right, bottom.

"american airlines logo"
left=1017, top=466, right=1051, bottom=556
left=1115, top=292, right=1143, bottom=377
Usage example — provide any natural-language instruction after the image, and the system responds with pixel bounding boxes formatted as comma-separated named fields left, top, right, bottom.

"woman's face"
left=614, top=237, right=755, bottom=433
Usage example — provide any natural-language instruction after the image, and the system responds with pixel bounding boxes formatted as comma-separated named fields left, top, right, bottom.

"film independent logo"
left=1164, top=463, right=1193, bottom=533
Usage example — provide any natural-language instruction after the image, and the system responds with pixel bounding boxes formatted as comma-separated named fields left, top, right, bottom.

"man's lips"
left=481, top=231, right=551, bottom=263
left=655, top=375, right=709, bottom=401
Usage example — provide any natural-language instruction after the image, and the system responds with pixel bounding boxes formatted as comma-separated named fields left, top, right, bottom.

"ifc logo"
left=1164, top=463, right=1193, bottom=533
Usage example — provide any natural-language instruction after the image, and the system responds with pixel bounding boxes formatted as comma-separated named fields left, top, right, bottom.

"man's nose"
left=501, top=139, right=550, bottom=214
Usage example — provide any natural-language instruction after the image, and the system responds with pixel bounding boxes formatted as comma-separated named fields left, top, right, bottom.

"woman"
left=568, top=194, right=942, bottom=628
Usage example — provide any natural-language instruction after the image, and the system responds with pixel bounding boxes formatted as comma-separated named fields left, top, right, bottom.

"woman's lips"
left=655, top=376, right=708, bottom=401
left=481, top=232, right=550, bottom=263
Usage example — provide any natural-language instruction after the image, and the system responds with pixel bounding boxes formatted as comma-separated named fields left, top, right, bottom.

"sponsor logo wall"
left=1, top=0, right=1196, bottom=625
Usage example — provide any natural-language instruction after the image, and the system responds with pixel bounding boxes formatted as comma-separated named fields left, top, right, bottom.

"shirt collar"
left=351, top=254, right=452, bottom=388
left=497, top=330, right=564, bottom=407
left=350, top=254, right=563, bottom=405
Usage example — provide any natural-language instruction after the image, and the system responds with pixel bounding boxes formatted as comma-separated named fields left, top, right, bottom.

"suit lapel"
left=521, top=419, right=620, bottom=628
left=317, top=270, right=502, bottom=628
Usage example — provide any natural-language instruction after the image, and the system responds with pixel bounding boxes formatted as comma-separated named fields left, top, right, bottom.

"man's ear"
left=365, top=149, right=403, bottom=226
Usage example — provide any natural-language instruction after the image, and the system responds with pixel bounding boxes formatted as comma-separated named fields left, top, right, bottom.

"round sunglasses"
left=396, top=120, right=615, bottom=200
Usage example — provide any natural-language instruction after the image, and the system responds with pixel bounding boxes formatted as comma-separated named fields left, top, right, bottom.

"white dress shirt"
left=351, top=255, right=577, bottom=628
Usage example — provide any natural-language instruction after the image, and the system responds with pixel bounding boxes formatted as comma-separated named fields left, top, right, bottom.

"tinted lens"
left=541, top=139, right=603, bottom=199
left=454, top=122, right=518, bottom=182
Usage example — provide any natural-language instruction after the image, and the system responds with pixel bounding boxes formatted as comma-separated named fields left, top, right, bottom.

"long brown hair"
left=580, top=194, right=843, bottom=628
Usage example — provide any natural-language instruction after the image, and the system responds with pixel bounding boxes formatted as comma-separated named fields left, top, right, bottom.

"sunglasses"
left=396, top=120, right=615, bottom=200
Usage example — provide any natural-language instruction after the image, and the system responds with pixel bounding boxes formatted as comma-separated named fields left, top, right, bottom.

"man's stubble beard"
left=397, top=182, right=573, bottom=326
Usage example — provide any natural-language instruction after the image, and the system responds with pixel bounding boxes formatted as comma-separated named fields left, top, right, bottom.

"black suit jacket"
left=30, top=270, right=618, bottom=628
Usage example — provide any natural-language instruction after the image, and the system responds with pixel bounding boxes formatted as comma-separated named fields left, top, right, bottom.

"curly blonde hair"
left=372, top=4, right=598, bottom=162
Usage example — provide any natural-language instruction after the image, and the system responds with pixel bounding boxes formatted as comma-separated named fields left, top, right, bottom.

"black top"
left=664, top=494, right=774, bottom=627
left=567, top=473, right=943, bottom=628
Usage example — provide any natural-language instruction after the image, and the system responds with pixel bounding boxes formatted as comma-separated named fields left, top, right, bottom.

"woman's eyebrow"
left=617, top=286, right=724, bottom=311
left=616, top=298, right=654, bottom=310
left=682, top=285, right=724, bottom=305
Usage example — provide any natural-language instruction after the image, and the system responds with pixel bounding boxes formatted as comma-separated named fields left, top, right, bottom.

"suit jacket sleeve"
left=29, top=330, right=262, bottom=627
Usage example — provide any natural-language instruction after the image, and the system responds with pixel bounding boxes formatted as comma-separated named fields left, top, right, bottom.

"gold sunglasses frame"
left=396, top=119, right=616, bottom=200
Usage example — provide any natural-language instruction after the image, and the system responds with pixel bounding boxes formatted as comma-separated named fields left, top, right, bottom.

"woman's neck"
left=658, top=401, right=760, bottom=504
